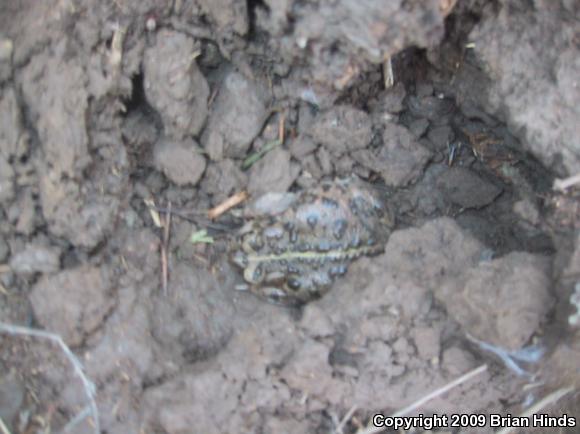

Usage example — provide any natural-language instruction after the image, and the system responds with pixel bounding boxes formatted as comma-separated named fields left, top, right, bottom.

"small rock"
left=281, top=341, right=347, bottom=399
left=309, top=105, right=372, bottom=156
left=352, top=122, right=432, bottom=187
left=408, top=118, right=430, bottom=138
left=442, top=346, right=477, bottom=376
left=300, top=305, right=334, bottom=337
left=203, top=71, right=269, bottom=160
left=377, top=83, right=407, bottom=114
left=289, top=135, right=317, bottom=159
left=437, top=167, right=502, bottom=209
left=416, top=83, right=434, bottom=98
left=297, top=102, right=317, bottom=134
left=198, top=0, right=249, bottom=35
left=37, top=143, right=123, bottom=248
left=427, top=125, right=454, bottom=149
left=248, top=148, right=300, bottom=196
left=245, top=192, right=298, bottom=217
left=302, top=154, right=323, bottom=180
left=9, top=244, right=60, bottom=274
left=334, top=154, right=355, bottom=175
left=316, top=146, right=333, bottom=175
left=513, top=198, right=540, bottom=225
left=412, top=326, right=440, bottom=361
left=154, top=138, right=206, bottom=186
left=201, top=160, right=247, bottom=202
left=407, top=95, right=454, bottom=121
left=15, top=189, right=37, bottom=235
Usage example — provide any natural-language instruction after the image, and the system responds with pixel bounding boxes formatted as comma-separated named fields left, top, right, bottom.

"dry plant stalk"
left=355, top=365, right=488, bottom=434
left=208, top=191, right=249, bottom=219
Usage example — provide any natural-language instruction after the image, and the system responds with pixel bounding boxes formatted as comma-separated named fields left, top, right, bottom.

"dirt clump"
left=1, top=1, right=579, bottom=433
left=144, top=29, right=210, bottom=140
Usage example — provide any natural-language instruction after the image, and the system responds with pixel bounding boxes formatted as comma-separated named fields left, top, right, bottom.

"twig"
left=151, top=208, right=232, bottom=233
left=0, top=323, right=100, bottom=434
left=553, top=173, right=580, bottom=191
left=207, top=191, right=249, bottom=219
left=161, top=201, right=172, bottom=296
left=355, top=364, right=488, bottom=434
left=495, top=386, right=575, bottom=434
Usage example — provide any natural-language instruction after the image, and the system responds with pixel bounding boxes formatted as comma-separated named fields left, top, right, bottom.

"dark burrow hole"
left=120, top=71, right=163, bottom=158
left=372, top=47, right=559, bottom=258
left=246, top=0, right=270, bottom=37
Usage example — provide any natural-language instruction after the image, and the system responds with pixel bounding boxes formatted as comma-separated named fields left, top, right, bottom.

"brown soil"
left=1, top=1, right=579, bottom=433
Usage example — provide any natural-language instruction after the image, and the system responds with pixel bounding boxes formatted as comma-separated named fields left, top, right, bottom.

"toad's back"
left=231, top=178, right=394, bottom=305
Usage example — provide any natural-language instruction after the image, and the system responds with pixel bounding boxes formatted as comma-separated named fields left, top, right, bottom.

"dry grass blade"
left=108, top=23, right=125, bottom=69
left=355, top=364, right=488, bottom=434
left=495, top=386, right=575, bottom=434
left=242, top=139, right=281, bottom=170
left=383, top=56, right=394, bottom=89
left=242, top=112, right=286, bottom=170
left=208, top=191, right=249, bottom=219
left=0, top=323, right=100, bottom=434
left=0, top=416, right=12, bottom=434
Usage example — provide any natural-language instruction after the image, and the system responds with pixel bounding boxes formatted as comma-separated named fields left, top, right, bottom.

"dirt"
left=0, top=1, right=579, bottom=433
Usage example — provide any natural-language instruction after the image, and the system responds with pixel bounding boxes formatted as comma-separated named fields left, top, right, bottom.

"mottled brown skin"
left=231, top=178, right=394, bottom=305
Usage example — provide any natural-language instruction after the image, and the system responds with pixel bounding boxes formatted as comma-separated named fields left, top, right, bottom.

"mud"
left=1, top=1, right=579, bottom=433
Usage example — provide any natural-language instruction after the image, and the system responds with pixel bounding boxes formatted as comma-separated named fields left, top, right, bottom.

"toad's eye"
left=286, top=277, right=301, bottom=291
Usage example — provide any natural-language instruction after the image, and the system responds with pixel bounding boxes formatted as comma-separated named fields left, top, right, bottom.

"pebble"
left=153, top=138, right=206, bottom=186
left=9, top=244, right=61, bottom=274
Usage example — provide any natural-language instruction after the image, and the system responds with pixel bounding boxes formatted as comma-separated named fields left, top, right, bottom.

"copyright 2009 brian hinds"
left=372, top=413, right=577, bottom=430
